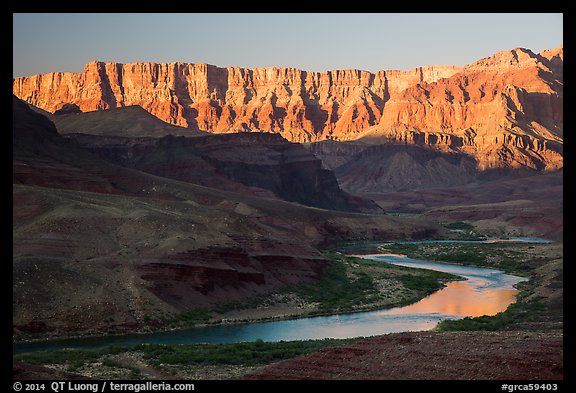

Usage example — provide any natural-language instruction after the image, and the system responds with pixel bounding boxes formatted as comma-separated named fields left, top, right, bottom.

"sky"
left=13, top=13, right=563, bottom=77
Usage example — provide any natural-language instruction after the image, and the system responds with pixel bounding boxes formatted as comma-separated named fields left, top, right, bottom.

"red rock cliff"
left=13, top=62, right=460, bottom=143
left=13, top=46, right=563, bottom=170
left=361, top=46, right=563, bottom=170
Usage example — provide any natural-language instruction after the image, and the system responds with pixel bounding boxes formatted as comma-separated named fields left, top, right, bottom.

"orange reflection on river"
left=387, top=279, right=518, bottom=317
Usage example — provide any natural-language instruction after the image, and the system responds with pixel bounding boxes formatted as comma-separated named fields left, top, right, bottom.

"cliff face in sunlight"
left=361, top=46, right=563, bottom=171
left=12, top=61, right=460, bottom=142
left=14, top=46, right=562, bottom=170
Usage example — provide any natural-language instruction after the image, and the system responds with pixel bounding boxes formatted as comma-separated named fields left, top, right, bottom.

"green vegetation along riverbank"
left=14, top=338, right=362, bottom=380
left=168, top=252, right=462, bottom=327
left=12, top=251, right=463, bottom=346
left=376, top=241, right=563, bottom=332
left=14, top=241, right=561, bottom=380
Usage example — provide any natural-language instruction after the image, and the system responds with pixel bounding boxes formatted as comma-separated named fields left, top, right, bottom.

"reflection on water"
left=13, top=244, right=531, bottom=353
left=387, top=281, right=517, bottom=317
left=359, top=254, right=527, bottom=319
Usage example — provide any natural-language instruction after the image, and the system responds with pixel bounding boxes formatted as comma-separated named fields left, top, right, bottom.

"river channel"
left=13, top=237, right=549, bottom=354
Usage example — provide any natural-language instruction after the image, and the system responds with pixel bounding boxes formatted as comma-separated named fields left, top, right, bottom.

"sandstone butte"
left=13, top=45, right=563, bottom=171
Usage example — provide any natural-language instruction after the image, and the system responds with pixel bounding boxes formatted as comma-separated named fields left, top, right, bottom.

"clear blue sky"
left=13, top=13, right=563, bottom=77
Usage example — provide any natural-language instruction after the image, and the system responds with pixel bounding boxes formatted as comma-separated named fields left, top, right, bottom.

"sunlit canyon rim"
left=13, top=45, right=563, bottom=171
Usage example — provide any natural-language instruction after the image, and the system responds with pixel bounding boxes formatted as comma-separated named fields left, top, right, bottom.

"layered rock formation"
left=12, top=62, right=460, bottom=143
left=362, top=46, right=563, bottom=171
left=13, top=46, right=563, bottom=170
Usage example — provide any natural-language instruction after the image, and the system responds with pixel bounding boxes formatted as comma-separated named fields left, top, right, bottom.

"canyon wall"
left=13, top=46, right=563, bottom=170
left=12, top=62, right=461, bottom=142
left=361, top=47, right=563, bottom=171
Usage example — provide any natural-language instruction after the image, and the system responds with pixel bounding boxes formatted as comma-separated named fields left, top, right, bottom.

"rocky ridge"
left=13, top=62, right=459, bottom=143
left=360, top=46, right=563, bottom=171
left=13, top=47, right=563, bottom=172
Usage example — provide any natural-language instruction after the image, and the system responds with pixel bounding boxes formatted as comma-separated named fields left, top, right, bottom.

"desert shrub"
left=437, top=301, right=545, bottom=331
left=135, top=338, right=359, bottom=366
left=444, top=221, right=474, bottom=231
left=170, top=309, right=211, bottom=325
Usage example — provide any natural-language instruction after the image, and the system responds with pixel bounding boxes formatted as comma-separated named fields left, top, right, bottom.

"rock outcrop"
left=333, top=144, right=479, bottom=193
left=13, top=46, right=563, bottom=170
left=50, top=105, right=206, bottom=138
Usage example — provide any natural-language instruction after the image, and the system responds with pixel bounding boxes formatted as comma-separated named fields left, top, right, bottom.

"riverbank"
left=243, top=330, right=563, bottom=380
left=15, top=239, right=554, bottom=350
left=14, top=252, right=461, bottom=347
left=437, top=242, right=563, bottom=332
left=375, top=239, right=558, bottom=276
left=210, top=252, right=461, bottom=322
left=14, top=338, right=362, bottom=380
left=15, top=237, right=551, bottom=346
left=370, top=240, right=563, bottom=333
left=14, top=241, right=534, bottom=353
left=14, top=239, right=562, bottom=380
left=14, top=331, right=564, bottom=380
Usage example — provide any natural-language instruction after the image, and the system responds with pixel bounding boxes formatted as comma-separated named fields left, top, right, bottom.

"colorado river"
left=14, top=238, right=546, bottom=354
